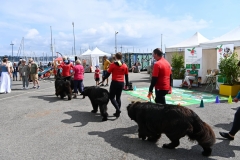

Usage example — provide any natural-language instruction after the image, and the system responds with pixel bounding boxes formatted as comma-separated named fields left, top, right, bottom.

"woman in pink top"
left=72, top=60, right=84, bottom=98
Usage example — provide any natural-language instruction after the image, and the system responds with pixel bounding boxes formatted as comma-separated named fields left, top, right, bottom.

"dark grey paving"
left=0, top=72, right=239, bottom=160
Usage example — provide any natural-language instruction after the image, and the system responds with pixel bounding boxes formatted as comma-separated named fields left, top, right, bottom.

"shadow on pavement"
left=215, top=122, right=233, bottom=131
left=88, top=125, right=219, bottom=160
left=30, top=95, right=61, bottom=103
left=62, top=110, right=107, bottom=127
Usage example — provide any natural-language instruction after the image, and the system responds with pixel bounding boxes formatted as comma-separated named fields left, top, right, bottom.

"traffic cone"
left=228, top=95, right=232, bottom=103
left=200, top=99, right=204, bottom=108
left=215, top=96, right=220, bottom=103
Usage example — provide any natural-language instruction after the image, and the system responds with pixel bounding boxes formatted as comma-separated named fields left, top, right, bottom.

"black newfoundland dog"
left=55, top=70, right=73, bottom=100
left=127, top=101, right=216, bottom=157
left=81, top=86, right=109, bottom=121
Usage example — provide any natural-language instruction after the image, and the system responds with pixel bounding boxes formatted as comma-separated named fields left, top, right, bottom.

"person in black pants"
left=101, top=52, right=129, bottom=117
left=148, top=48, right=172, bottom=104
left=219, top=92, right=240, bottom=140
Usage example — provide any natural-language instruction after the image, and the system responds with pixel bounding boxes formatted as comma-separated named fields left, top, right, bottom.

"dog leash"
left=147, top=93, right=155, bottom=102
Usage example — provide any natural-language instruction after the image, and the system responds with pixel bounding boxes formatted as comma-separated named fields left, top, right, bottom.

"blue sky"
left=0, top=0, right=239, bottom=57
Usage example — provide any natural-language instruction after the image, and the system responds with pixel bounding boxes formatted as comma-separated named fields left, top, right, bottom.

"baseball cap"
left=95, top=65, right=99, bottom=67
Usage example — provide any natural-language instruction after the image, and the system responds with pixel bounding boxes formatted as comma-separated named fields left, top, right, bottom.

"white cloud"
left=25, top=29, right=40, bottom=39
left=0, top=0, right=212, bottom=55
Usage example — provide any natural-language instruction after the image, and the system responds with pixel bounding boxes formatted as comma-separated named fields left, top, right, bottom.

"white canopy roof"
left=201, top=26, right=240, bottom=49
left=166, top=32, right=209, bottom=52
left=81, top=49, right=92, bottom=55
left=81, top=47, right=111, bottom=57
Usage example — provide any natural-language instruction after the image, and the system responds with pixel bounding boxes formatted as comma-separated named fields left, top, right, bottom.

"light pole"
left=72, top=22, right=76, bottom=55
left=10, top=42, right=14, bottom=62
left=50, top=26, right=53, bottom=61
left=115, top=31, right=118, bottom=53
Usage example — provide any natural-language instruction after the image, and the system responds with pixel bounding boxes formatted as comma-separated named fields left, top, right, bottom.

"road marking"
left=0, top=87, right=54, bottom=101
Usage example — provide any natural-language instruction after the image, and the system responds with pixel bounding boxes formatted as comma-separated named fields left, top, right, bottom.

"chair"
left=204, top=69, right=219, bottom=92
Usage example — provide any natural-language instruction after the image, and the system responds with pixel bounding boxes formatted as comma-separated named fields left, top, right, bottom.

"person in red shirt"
left=101, top=52, right=129, bottom=117
left=94, top=65, right=100, bottom=86
left=72, top=59, right=84, bottom=98
left=148, top=48, right=172, bottom=104
left=60, top=56, right=74, bottom=81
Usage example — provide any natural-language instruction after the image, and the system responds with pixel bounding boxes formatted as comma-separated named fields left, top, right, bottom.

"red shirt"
left=152, top=57, right=171, bottom=90
left=94, top=69, right=100, bottom=78
left=60, top=62, right=73, bottom=77
left=107, top=62, right=128, bottom=82
left=73, top=64, right=84, bottom=80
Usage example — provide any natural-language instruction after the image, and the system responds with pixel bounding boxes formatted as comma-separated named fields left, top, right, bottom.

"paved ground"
left=1, top=72, right=240, bottom=160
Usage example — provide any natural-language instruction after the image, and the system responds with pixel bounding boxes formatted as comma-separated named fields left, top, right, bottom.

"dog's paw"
left=162, top=143, right=176, bottom=149
left=138, top=133, right=146, bottom=140
left=102, top=117, right=108, bottom=121
left=147, top=137, right=159, bottom=143
left=202, top=148, right=212, bottom=157
left=91, top=110, right=98, bottom=113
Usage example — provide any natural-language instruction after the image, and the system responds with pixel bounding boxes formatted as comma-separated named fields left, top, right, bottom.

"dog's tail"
left=96, top=92, right=109, bottom=103
left=188, top=113, right=216, bottom=147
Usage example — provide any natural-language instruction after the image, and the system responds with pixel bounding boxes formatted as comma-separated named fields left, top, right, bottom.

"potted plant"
left=171, top=53, right=186, bottom=87
left=218, top=51, right=240, bottom=96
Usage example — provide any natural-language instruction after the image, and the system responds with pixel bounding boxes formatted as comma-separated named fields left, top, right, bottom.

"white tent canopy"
left=81, top=47, right=111, bottom=56
left=166, top=32, right=209, bottom=52
left=80, top=47, right=111, bottom=71
left=200, top=26, right=240, bottom=49
left=81, top=49, right=92, bottom=55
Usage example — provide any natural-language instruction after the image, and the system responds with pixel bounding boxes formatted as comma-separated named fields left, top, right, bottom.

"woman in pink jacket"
left=72, top=60, right=84, bottom=98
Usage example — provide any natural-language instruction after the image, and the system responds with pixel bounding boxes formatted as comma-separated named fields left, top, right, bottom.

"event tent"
left=81, top=49, right=92, bottom=55
left=80, top=47, right=111, bottom=71
left=165, top=32, right=209, bottom=52
left=200, top=26, right=240, bottom=49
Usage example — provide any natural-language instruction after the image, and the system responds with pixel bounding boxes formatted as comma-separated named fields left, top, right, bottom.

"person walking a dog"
left=100, top=55, right=111, bottom=87
left=219, top=91, right=240, bottom=140
left=72, top=59, right=84, bottom=98
left=100, top=52, right=129, bottom=117
left=148, top=48, right=172, bottom=104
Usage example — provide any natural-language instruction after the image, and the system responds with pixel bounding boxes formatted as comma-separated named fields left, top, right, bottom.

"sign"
left=184, top=47, right=202, bottom=77
left=216, top=44, right=234, bottom=69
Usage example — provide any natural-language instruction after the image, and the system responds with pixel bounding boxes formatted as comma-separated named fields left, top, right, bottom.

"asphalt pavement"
left=0, top=72, right=240, bottom=160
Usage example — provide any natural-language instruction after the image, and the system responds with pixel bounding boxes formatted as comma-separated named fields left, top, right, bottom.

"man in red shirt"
left=101, top=52, right=129, bottom=117
left=148, top=48, right=172, bottom=104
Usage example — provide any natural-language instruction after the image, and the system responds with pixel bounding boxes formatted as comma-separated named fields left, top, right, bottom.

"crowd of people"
left=2, top=50, right=240, bottom=141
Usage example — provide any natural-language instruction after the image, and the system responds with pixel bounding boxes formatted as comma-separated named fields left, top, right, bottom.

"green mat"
left=124, top=87, right=228, bottom=106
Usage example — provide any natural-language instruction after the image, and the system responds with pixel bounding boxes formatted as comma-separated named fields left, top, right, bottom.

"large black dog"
left=55, top=70, right=73, bottom=100
left=127, top=101, right=216, bottom=157
left=81, top=86, right=109, bottom=121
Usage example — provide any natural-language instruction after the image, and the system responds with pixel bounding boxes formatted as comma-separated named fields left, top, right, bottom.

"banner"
left=184, top=47, right=202, bottom=77
left=216, top=44, right=234, bottom=69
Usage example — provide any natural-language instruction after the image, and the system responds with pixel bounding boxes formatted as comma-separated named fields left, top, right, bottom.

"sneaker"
left=37, top=86, right=40, bottom=89
left=100, top=84, right=104, bottom=86
left=22, top=87, right=25, bottom=90
left=32, top=86, right=36, bottom=89
left=105, top=84, right=109, bottom=87
left=25, top=87, right=29, bottom=90
left=219, top=132, right=234, bottom=140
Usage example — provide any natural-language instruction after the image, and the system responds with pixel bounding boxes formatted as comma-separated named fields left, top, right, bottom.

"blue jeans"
left=13, top=72, right=17, bottom=78
left=74, top=80, right=84, bottom=93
